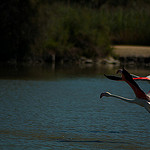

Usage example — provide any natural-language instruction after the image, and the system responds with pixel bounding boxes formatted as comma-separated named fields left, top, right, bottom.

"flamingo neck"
left=110, top=94, right=134, bottom=103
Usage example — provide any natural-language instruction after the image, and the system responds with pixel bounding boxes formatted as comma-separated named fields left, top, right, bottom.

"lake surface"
left=0, top=64, right=150, bottom=149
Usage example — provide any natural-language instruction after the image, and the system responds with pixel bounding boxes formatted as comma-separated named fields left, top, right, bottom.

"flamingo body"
left=100, top=92, right=150, bottom=113
left=100, top=68, right=150, bottom=113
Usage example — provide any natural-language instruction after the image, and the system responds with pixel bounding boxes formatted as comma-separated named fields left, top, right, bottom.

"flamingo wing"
left=104, top=68, right=148, bottom=100
left=133, top=76, right=150, bottom=81
left=131, top=74, right=150, bottom=81
left=120, top=68, right=148, bottom=100
left=105, top=74, right=150, bottom=81
left=104, top=74, right=122, bottom=81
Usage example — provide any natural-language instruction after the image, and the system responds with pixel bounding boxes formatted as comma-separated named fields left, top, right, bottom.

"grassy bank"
left=31, top=3, right=112, bottom=62
left=101, top=4, right=150, bottom=45
left=114, top=45, right=150, bottom=57
left=1, top=1, right=150, bottom=63
left=32, top=2, right=150, bottom=62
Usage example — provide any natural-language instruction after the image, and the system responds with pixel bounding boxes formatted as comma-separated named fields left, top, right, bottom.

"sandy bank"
left=113, top=45, right=150, bottom=65
left=113, top=45, right=150, bottom=57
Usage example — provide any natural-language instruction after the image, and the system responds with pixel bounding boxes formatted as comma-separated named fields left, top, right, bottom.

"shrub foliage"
left=1, top=0, right=150, bottom=62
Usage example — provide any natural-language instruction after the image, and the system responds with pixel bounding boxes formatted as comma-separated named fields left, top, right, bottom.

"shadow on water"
left=59, top=140, right=129, bottom=144
left=58, top=130, right=130, bottom=144
left=1, top=129, right=130, bottom=145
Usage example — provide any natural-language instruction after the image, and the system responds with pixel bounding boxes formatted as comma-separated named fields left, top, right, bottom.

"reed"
left=31, top=3, right=112, bottom=61
left=1, top=1, right=150, bottom=62
left=32, top=2, right=150, bottom=62
left=100, top=4, right=150, bottom=45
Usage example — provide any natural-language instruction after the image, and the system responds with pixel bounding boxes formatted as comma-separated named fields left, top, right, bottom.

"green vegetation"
left=1, top=0, right=150, bottom=63
left=101, top=4, right=150, bottom=45
left=34, top=4, right=111, bottom=62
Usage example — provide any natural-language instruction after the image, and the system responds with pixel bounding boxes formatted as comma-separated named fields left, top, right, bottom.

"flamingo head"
left=116, top=67, right=131, bottom=81
left=100, top=92, right=112, bottom=99
left=116, top=68, right=123, bottom=74
left=117, top=67, right=136, bottom=83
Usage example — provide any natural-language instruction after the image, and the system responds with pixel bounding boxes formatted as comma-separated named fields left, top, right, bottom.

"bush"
left=100, top=4, right=150, bottom=45
left=2, top=1, right=150, bottom=63
left=32, top=3, right=112, bottom=61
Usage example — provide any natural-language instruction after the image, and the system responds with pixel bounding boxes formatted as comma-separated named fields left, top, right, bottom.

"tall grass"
left=2, top=1, right=150, bottom=62
left=32, top=2, right=150, bottom=62
left=1, top=1, right=150, bottom=62
left=31, top=3, right=112, bottom=61
left=100, top=4, right=150, bottom=45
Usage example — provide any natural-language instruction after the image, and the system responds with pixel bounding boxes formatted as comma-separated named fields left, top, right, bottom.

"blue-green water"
left=0, top=65, right=150, bottom=149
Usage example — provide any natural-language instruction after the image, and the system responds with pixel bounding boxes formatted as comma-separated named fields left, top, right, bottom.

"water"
left=0, top=65, right=150, bottom=149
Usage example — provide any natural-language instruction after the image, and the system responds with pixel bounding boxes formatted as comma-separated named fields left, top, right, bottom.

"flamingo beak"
left=100, top=93, right=103, bottom=99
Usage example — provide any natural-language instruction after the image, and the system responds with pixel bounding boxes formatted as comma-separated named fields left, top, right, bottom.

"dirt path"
left=113, top=45, right=150, bottom=57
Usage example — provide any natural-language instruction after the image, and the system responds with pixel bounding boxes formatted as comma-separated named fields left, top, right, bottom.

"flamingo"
left=100, top=68, right=150, bottom=113
left=132, top=74, right=150, bottom=81
left=104, top=73, right=150, bottom=81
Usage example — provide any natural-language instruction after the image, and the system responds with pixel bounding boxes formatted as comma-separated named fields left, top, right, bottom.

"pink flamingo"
left=100, top=68, right=150, bottom=113
left=104, top=73, right=150, bottom=81
left=132, top=74, right=150, bottom=81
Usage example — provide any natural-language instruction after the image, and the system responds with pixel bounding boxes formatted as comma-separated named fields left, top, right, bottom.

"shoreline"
left=113, top=45, right=150, bottom=57
left=0, top=45, right=150, bottom=66
left=113, top=45, right=150, bottom=66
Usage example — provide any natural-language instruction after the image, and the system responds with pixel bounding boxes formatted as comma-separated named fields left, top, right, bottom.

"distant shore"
left=113, top=45, right=150, bottom=66
left=1, top=45, right=150, bottom=66
left=113, top=45, right=150, bottom=57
